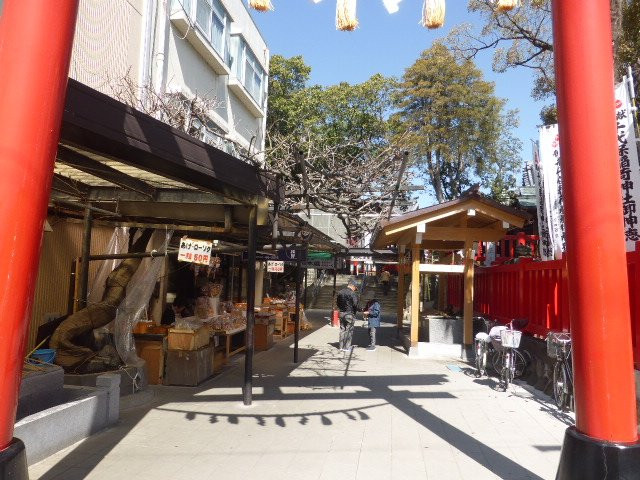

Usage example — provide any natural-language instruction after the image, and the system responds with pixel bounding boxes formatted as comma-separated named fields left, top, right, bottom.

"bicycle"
left=475, top=317, right=529, bottom=391
left=547, top=332, right=573, bottom=411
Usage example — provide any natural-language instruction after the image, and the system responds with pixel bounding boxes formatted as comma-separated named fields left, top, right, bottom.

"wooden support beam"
left=468, top=200, right=526, bottom=228
left=411, top=245, right=420, bottom=347
left=224, top=206, right=233, bottom=232
left=419, top=226, right=506, bottom=242
left=57, top=145, right=156, bottom=198
left=419, top=263, right=464, bottom=273
left=463, top=239, right=474, bottom=347
left=52, top=173, right=90, bottom=197
left=385, top=207, right=467, bottom=236
left=396, top=249, right=405, bottom=330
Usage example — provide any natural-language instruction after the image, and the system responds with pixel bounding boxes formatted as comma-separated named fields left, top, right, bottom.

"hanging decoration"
left=249, top=0, right=274, bottom=12
left=336, top=0, right=359, bottom=31
left=495, top=0, right=520, bottom=12
left=421, top=0, right=445, bottom=29
left=382, top=0, right=402, bottom=14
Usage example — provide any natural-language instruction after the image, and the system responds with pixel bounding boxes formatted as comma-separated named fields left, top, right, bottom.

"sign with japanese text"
left=533, top=141, right=554, bottom=260
left=178, top=237, right=213, bottom=265
left=536, top=77, right=640, bottom=256
left=615, top=77, right=640, bottom=250
left=538, top=124, right=566, bottom=260
left=267, top=261, right=284, bottom=273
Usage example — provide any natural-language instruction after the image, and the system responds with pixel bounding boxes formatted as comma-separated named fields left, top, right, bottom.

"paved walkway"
left=29, top=311, right=571, bottom=480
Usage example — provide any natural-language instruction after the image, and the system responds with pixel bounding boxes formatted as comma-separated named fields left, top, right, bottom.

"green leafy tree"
left=264, top=56, right=411, bottom=241
left=393, top=43, right=521, bottom=203
left=446, top=1, right=637, bottom=116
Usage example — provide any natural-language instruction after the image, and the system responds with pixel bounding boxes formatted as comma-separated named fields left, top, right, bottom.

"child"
left=364, top=298, right=381, bottom=351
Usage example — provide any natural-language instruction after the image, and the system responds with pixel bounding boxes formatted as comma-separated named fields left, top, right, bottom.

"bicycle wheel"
left=553, top=361, right=568, bottom=410
left=501, top=351, right=512, bottom=390
left=492, top=350, right=504, bottom=374
left=475, top=342, right=487, bottom=376
left=512, top=349, right=529, bottom=378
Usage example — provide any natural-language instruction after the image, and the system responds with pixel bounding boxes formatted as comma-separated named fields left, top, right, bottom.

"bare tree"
left=266, top=130, right=415, bottom=243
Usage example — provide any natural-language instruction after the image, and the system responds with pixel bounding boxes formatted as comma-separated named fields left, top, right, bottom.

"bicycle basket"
left=547, top=332, right=571, bottom=359
left=500, top=329, right=522, bottom=348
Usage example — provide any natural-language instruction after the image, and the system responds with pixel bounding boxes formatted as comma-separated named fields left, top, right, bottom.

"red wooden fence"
left=447, top=242, right=640, bottom=367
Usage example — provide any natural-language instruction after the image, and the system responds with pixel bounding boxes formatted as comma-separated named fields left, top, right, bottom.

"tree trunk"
left=51, top=228, right=154, bottom=370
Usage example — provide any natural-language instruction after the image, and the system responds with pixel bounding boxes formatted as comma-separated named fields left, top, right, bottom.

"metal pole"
left=0, top=0, right=79, bottom=453
left=229, top=255, right=235, bottom=302
left=243, top=206, right=257, bottom=405
left=293, top=248, right=302, bottom=363
left=78, top=207, right=93, bottom=310
left=237, top=259, right=244, bottom=302
left=303, top=265, right=309, bottom=309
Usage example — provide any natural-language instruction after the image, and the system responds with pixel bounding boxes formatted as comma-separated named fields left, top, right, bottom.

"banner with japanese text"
left=535, top=77, right=640, bottom=256
left=532, top=143, right=554, bottom=260
left=538, top=124, right=566, bottom=259
left=615, top=77, right=640, bottom=249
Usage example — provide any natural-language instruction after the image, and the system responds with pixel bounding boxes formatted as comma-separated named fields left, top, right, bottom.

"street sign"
left=277, top=248, right=307, bottom=262
left=178, top=237, right=213, bottom=265
left=267, top=260, right=284, bottom=273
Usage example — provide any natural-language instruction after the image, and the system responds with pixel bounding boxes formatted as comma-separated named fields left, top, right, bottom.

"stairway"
left=310, top=274, right=398, bottom=314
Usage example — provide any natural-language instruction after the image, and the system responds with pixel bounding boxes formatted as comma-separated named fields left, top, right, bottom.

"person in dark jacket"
left=364, top=298, right=381, bottom=351
left=336, top=280, right=359, bottom=351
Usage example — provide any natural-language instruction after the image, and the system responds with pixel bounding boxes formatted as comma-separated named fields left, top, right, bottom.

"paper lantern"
left=336, top=0, right=358, bottom=31
left=249, top=0, right=274, bottom=12
left=421, top=0, right=445, bottom=29
left=495, top=0, right=520, bottom=12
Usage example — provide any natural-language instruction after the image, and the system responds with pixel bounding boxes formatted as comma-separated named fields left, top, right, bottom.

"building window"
left=176, top=0, right=229, bottom=61
left=229, top=35, right=265, bottom=106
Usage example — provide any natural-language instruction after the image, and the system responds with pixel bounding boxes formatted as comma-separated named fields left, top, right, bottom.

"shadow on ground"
left=36, top=310, right=548, bottom=480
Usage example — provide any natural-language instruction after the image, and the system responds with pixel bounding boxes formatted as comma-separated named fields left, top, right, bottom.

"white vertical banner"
left=533, top=143, right=554, bottom=260
left=538, top=125, right=566, bottom=259
left=614, top=77, right=640, bottom=250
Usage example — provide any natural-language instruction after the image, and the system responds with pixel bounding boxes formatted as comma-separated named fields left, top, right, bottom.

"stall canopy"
left=51, top=79, right=279, bottom=235
left=370, top=189, right=529, bottom=355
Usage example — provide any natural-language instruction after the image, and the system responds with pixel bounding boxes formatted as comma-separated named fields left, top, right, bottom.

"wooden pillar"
left=411, top=244, right=420, bottom=346
left=463, top=240, right=474, bottom=347
left=396, top=248, right=405, bottom=330
left=293, top=246, right=303, bottom=363
left=243, top=206, right=257, bottom=406
left=78, top=206, right=93, bottom=310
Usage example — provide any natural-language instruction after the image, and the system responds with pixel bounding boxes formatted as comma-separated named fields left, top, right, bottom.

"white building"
left=69, top=0, right=269, bottom=163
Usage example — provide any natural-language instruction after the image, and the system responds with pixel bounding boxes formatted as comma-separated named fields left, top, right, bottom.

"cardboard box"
left=168, top=326, right=209, bottom=351
left=165, top=344, right=214, bottom=386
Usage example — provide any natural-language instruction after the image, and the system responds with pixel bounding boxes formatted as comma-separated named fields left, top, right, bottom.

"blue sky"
left=249, top=0, right=548, bottom=205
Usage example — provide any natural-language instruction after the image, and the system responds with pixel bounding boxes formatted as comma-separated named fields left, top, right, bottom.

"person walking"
left=380, top=269, right=391, bottom=296
left=336, top=280, right=359, bottom=352
left=363, top=298, right=381, bottom=351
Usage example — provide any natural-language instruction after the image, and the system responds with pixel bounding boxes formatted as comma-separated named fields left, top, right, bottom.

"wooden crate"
left=135, top=340, right=164, bottom=385
left=165, top=345, right=214, bottom=386
left=212, top=346, right=226, bottom=373
left=168, top=326, right=209, bottom=351
left=255, top=322, right=275, bottom=351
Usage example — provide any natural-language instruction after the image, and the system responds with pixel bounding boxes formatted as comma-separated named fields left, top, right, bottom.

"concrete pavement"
left=28, top=310, right=570, bottom=480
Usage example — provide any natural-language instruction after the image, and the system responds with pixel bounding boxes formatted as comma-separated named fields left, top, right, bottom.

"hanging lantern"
left=336, top=0, right=358, bottom=31
left=421, top=0, right=445, bottom=29
left=495, top=0, right=520, bottom=12
left=249, top=0, right=274, bottom=12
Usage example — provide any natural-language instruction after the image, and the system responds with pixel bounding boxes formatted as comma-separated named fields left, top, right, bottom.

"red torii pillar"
left=0, top=0, right=79, bottom=476
left=552, top=1, right=640, bottom=478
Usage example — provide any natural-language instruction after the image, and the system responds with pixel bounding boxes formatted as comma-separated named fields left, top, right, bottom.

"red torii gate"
left=0, top=1, right=638, bottom=478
